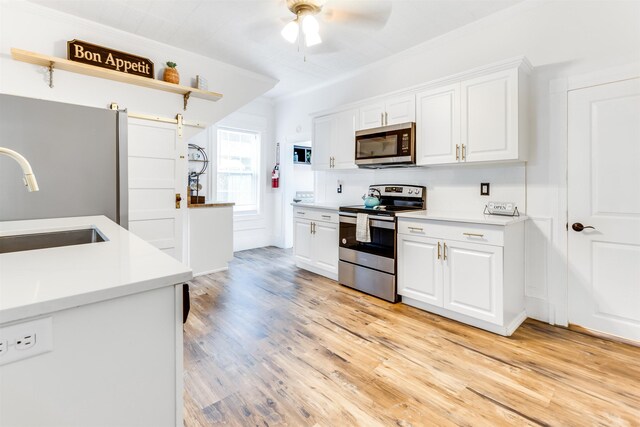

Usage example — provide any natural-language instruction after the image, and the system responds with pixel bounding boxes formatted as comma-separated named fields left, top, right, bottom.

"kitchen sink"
left=0, top=228, right=107, bottom=254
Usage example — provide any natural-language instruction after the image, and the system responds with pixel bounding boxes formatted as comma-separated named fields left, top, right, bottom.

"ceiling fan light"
left=305, top=31, right=322, bottom=47
left=301, top=14, right=319, bottom=35
left=281, top=20, right=299, bottom=43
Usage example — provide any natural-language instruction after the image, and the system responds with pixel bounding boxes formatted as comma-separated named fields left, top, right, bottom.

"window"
left=217, top=128, right=261, bottom=214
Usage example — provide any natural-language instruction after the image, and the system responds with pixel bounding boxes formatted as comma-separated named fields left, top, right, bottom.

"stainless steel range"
left=338, top=185, right=426, bottom=302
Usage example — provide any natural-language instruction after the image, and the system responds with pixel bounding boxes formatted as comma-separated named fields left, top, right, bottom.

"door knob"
left=572, top=222, right=595, bottom=232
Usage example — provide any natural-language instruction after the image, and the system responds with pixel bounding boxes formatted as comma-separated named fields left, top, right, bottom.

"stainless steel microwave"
left=354, top=122, right=416, bottom=168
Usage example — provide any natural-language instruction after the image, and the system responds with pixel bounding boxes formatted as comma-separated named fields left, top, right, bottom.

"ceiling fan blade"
left=322, top=0, right=392, bottom=30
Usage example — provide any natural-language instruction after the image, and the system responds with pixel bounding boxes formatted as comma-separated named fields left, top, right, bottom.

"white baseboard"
left=192, top=266, right=228, bottom=277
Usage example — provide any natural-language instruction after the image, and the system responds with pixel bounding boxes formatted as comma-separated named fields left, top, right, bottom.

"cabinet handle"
left=380, top=112, right=384, bottom=126
left=331, top=157, right=335, bottom=168
left=456, top=144, right=460, bottom=161
left=321, top=215, right=331, bottom=219
left=408, top=226, right=423, bottom=232
left=443, top=242, right=448, bottom=260
left=462, top=144, right=466, bottom=161
left=437, top=241, right=441, bottom=260
left=310, top=222, right=313, bottom=234
left=385, top=112, right=388, bottom=125
left=463, top=232, right=484, bottom=238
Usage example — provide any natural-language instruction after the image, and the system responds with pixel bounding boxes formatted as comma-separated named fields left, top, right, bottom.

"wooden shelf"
left=11, top=48, right=223, bottom=109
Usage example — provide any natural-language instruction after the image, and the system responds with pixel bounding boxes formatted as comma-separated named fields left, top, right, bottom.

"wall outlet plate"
left=480, top=183, right=490, bottom=196
left=0, top=317, right=53, bottom=366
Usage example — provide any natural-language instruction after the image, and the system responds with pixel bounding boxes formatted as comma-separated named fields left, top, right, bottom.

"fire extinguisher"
left=271, top=163, right=280, bottom=188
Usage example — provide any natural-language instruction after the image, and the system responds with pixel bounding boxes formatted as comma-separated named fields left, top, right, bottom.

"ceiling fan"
left=280, top=0, right=392, bottom=48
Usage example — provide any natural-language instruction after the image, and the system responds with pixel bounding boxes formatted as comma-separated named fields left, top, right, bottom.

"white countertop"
left=396, top=210, right=528, bottom=226
left=291, top=202, right=346, bottom=211
left=0, top=216, right=192, bottom=324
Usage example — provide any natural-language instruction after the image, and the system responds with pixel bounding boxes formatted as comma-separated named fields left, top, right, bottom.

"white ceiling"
left=29, top=0, right=522, bottom=98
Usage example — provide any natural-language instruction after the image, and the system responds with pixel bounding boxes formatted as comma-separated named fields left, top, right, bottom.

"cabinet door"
left=312, top=221, right=339, bottom=274
left=333, top=108, right=359, bottom=170
left=294, top=218, right=313, bottom=263
left=385, top=94, right=416, bottom=125
left=358, top=102, right=385, bottom=130
left=397, top=235, right=443, bottom=306
left=312, top=115, right=334, bottom=171
left=443, top=240, right=503, bottom=324
left=461, top=68, right=518, bottom=162
left=416, top=83, right=461, bottom=165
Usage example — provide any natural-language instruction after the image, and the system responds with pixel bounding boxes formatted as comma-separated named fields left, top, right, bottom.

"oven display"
left=385, top=187, right=403, bottom=193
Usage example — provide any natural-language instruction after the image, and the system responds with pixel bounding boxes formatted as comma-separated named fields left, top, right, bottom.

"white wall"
left=274, top=0, right=640, bottom=323
left=202, top=97, right=278, bottom=252
left=0, top=1, right=276, bottom=127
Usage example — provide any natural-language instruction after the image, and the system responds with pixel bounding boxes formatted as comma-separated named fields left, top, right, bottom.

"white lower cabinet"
left=293, top=207, right=339, bottom=280
left=398, top=218, right=525, bottom=336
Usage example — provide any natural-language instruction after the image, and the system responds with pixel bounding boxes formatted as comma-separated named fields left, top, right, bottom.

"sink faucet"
left=0, top=147, right=39, bottom=192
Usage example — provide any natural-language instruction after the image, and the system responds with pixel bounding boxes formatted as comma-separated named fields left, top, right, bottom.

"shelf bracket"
left=47, top=61, right=54, bottom=88
left=183, top=91, right=191, bottom=111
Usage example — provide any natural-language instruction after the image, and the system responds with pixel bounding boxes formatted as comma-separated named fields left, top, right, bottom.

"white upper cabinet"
left=312, top=114, right=333, bottom=170
left=415, top=58, right=530, bottom=165
left=461, top=68, right=522, bottom=162
left=313, top=57, right=530, bottom=169
left=358, top=94, right=416, bottom=130
left=359, top=102, right=386, bottom=130
left=312, top=108, right=359, bottom=171
left=416, top=83, right=461, bottom=165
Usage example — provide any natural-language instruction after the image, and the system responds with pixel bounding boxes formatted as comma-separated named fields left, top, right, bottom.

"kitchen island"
left=0, top=215, right=192, bottom=427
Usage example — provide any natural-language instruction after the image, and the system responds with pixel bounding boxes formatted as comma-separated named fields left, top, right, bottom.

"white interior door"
left=568, top=77, right=640, bottom=342
left=128, top=118, right=185, bottom=261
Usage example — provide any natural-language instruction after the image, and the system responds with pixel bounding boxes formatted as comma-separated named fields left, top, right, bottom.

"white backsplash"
left=316, top=163, right=526, bottom=214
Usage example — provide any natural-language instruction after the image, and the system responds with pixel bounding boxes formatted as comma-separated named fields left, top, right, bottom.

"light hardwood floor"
left=183, top=247, right=640, bottom=426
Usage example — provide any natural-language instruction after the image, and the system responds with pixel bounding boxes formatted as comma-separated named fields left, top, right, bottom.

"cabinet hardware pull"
left=385, top=112, right=388, bottom=125
left=321, top=215, right=331, bottom=219
left=456, top=144, right=460, bottom=161
left=443, top=242, right=448, bottom=260
left=463, top=232, right=484, bottom=238
left=437, top=241, right=441, bottom=260
left=408, top=227, right=423, bottom=232
left=297, top=211, right=305, bottom=214
left=313, top=222, right=317, bottom=234
left=462, top=144, right=466, bottom=160
left=381, top=112, right=384, bottom=126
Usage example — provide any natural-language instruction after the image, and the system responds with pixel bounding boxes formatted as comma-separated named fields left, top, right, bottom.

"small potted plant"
left=163, top=61, right=180, bottom=84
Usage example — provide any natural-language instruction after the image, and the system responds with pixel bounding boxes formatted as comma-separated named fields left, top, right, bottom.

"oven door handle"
left=339, top=212, right=395, bottom=221
left=339, top=215, right=396, bottom=230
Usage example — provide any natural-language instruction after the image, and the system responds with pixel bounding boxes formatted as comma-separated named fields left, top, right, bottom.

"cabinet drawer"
left=293, top=208, right=339, bottom=224
left=398, top=219, right=504, bottom=246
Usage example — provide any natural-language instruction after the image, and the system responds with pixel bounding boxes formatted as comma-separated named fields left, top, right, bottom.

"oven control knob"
left=408, top=189, right=413, bottom=194
left=342, top=238, right=347, bottom=244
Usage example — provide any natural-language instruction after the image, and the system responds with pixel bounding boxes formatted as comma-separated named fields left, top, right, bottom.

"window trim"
left=215, top=126, right=263, bottom=217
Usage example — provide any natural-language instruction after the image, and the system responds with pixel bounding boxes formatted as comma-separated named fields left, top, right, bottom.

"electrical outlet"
left=0, top=317, right=52, bottom=366
left=15, top=333, right=36, bottom=350
left=480, top=183, right=490, bottom=196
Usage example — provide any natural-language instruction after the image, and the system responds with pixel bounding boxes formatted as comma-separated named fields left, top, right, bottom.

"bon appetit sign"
left=67, top=40, right=154, bottom=79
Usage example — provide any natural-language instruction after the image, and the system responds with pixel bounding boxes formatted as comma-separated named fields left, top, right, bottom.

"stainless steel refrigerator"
left=0, top=94, right=128, bottom=227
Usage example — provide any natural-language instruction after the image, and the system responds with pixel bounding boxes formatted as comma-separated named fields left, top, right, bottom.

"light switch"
left=480, top=183, right=490, bottom=196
